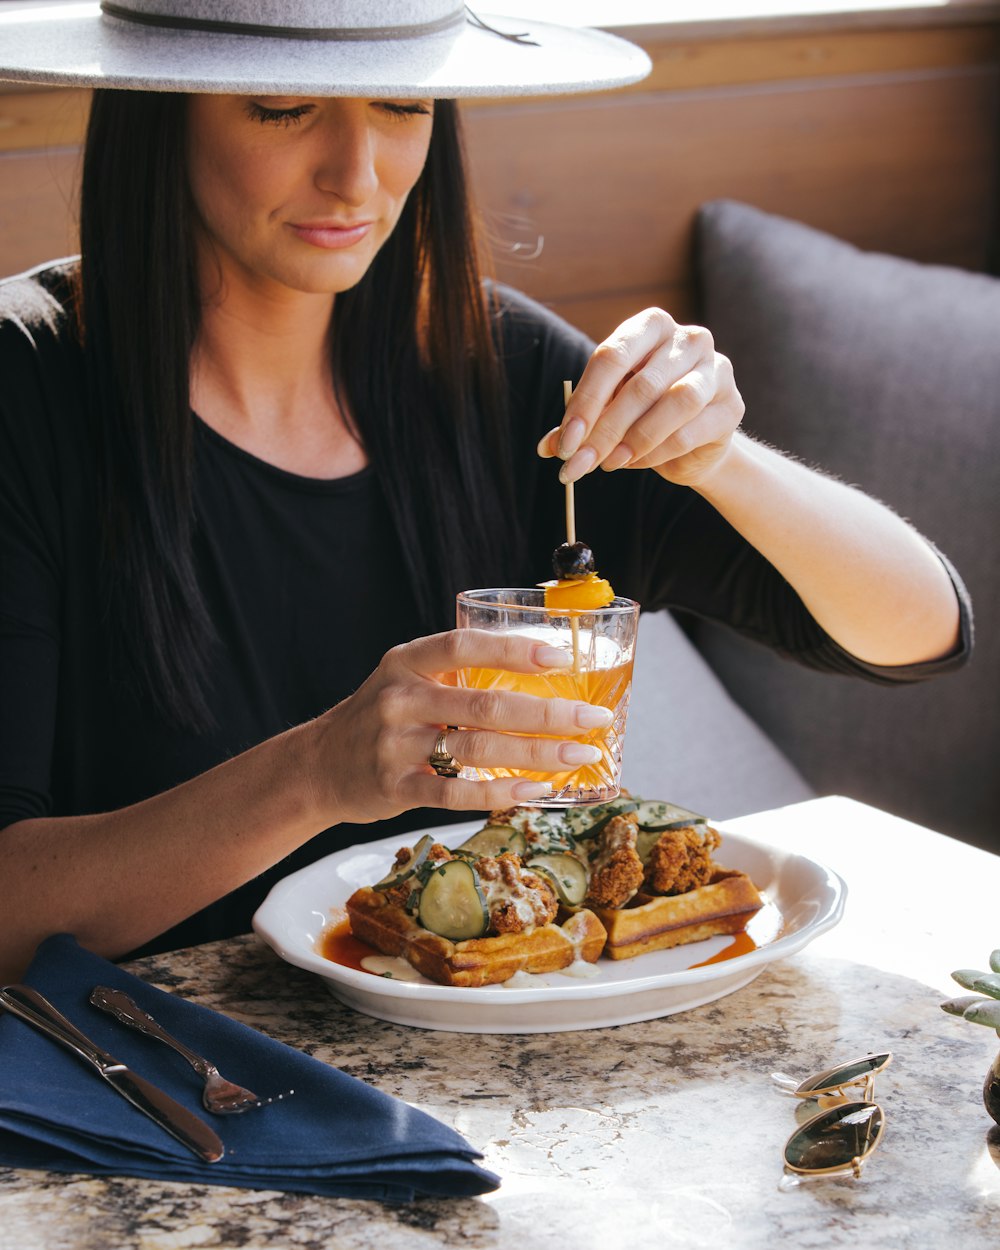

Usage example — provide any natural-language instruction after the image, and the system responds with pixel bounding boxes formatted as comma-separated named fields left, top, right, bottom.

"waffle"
left=345, top=886, right=608, bottom=988
left=590, top=869, right=764, bottom=960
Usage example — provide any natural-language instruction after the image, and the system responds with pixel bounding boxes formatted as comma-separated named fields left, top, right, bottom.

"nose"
left=313, top=106, right=379, bottom=207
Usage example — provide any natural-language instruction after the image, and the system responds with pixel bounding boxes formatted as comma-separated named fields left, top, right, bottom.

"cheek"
left=189, top=140, right=282, bottom=247
left=381, top=131, right=433, bottom=205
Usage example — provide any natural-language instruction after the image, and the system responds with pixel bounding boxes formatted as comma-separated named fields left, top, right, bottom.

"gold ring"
left=428, top=726, right=461, bottom=778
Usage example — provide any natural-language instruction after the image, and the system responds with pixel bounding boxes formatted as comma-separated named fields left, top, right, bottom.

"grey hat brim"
left=0, top=4, right=651, bottom=97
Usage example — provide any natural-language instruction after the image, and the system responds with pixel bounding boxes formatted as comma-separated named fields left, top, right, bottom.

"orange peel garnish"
left=542, top=574, right=616, bottom=611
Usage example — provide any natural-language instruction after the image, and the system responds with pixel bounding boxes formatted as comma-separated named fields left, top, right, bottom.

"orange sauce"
left=689, top=901, right=784, bottom=968
left=689, top=929, right=759, bottom=967
left=318, top=913, right=377, bottom=973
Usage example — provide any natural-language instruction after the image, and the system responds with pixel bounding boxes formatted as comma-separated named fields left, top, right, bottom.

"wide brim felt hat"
left=0, top=2, right=652, bottom=98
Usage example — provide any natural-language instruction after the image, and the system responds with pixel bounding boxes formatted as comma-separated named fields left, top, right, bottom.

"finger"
left=620, top=393, right=744, bottom=472
left=560, top=308, right=683, bottom=460
left=560, top=324, right=717, bottom=483
left=411, top=683, right=616, bottom=739
left=536, top=426, right=561, bottom=458
left=400, top=771, right=555, bottom=811
left=397, top=628, right=576, bottom=680
left=433, top=727, right=605, bottom=775
left=589, top=359, right=719, bottom=470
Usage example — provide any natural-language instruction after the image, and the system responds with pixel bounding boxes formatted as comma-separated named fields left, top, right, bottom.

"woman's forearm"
left=692, top=433, right=961, bottom=665
left=0, top=719, right=326, bottom=980
left=0, top=627, right=614, bottom=980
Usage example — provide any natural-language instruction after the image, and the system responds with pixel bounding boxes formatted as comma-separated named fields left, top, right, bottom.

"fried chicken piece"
left=381, top=843, right=452, bottom=908
left=584, top=814, right=645, bottom=909
left=488, top=806, right=519, bottom=827
left=643, top=825, right=721, bottom=896
left=475, top=852, right=559, bottom=934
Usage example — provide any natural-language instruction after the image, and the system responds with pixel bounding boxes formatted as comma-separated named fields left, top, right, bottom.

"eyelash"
left=245, top=101, right=431, bottom=127
left=246, top=102, right=313, bottom=127
left=378, top=102, right=432, bottom=120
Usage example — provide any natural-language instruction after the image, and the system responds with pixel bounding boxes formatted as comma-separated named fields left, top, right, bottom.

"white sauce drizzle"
left=558, top=958, right=601, bottom=979
left=500, top=970, right=539, bottom=989
left=360, top=955, right=421, bottom=981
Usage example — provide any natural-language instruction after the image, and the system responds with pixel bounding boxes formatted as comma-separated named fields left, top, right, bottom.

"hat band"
left=99, top=1, right=465, bottom=42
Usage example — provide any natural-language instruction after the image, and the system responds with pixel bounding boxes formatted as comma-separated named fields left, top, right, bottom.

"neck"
left=190, top=258, right=367, bottom=479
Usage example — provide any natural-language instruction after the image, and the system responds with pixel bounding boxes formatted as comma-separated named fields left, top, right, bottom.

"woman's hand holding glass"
left=313, top=629, right=614, bottom=824
left=538, top=308, right=745, bottom=489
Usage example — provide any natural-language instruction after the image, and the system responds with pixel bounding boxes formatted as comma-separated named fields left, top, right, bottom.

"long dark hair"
left=76, top=91, right=519, bottom=731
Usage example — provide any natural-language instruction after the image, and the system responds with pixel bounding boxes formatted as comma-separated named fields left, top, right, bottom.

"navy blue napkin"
left=0, top=934, right=499, bottom=1201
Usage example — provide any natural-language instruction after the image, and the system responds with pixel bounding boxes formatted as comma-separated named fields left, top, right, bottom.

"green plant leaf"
left=972, top=973, right=1000, bottom=999
left=941, top=995, right=989, bottom=1016
left=952, top=968, right=991, bottom=991
left=964, top=999, right=1000, bottom=1029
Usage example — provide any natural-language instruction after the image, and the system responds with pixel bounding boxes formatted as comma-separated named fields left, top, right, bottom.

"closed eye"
left=376, top=101, right=433, bottom=120
left=246, top=101, right=315, bottom=127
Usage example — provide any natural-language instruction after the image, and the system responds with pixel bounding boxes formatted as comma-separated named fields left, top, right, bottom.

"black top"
left=0, top=263, right=973, bottom=955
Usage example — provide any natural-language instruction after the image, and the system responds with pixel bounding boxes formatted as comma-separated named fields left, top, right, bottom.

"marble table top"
left=2, top=796, right=999, bottom=1249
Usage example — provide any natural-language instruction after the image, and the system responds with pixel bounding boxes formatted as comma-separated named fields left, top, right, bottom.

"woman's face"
left=186, top=94, right=434, bottom=299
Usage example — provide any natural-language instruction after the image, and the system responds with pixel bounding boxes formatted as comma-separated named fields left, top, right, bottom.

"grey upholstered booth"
left=668, top=199, right=1000, bottom=852
left=621, top=609, right=814, bottom=819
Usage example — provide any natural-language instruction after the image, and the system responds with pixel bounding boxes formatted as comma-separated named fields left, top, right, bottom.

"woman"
left=0, top=3, right=969, bottom=980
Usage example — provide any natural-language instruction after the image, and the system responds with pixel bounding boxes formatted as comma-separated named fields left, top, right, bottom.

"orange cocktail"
left=455, top=588, right=639, bottom=805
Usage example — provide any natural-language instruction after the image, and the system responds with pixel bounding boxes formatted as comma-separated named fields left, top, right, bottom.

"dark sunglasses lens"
left=784, top=1102, right=884, bottom=1172
left=797, top=1053, right=891, bottom=1095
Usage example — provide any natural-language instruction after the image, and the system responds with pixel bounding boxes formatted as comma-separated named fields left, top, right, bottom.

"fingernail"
left=534, top=644, right=573, bottom=668
left=576, top=703, right=613, bottom=728
left=512, top=781, right=553, bottom=800
left=602, top=444, right=632, bottom=471
left=559, top=446, right=597, bottom=484
left=559, top=741, right=603, bottom=765
left=536, top=428, right=559, bottom=458
left=558, top=417, right=586, bottom=459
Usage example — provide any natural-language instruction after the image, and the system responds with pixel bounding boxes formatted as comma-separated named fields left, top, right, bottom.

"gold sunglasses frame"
left=775, top=1052, right=892, bottom=1185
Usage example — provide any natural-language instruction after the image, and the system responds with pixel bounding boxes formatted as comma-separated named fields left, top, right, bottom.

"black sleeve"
left=491, top=284, right=973, bottom=686
left=0, top=278, right=70, bottom=828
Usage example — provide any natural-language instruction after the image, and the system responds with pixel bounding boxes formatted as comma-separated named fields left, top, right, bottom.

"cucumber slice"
left=373, top=833, right=434, bottom=892
left=418, top=859, right=490, bottom=940
left=634, top=799, right=707, bottom=832
left=567, top=797, right=639, bottom=842
left=455, top=825, right=527, bottom=859
left=526, top=853, right=589, bottom=908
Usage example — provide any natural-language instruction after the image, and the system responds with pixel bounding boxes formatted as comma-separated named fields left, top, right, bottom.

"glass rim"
left=456, top=587, right=639, bottom=616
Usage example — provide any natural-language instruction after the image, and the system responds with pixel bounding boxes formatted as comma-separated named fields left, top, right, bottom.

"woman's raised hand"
left=312, top=630, right=613, bottom=825
left=538, top=308, right=745, bottom=488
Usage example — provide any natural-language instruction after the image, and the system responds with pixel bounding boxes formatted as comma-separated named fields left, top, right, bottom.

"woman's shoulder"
left=486, top=281, right=595, bottom=375
left=0, top=258, right=79, bottom=347
left=0, top=259, right=86, bottom=474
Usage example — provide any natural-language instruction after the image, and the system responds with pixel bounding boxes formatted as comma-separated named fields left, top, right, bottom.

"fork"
left=89, top=985, right=281, bottom=1115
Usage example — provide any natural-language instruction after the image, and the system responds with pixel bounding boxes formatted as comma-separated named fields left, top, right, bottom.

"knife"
left=0, top=984, right=224, bottom=1163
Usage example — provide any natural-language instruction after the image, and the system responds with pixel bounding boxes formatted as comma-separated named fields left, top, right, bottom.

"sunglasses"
left=771, top=1052, right=892, bottom=1188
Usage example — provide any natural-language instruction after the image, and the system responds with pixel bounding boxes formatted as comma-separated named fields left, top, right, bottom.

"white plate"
left=252, top=821, right=846, bottom=1033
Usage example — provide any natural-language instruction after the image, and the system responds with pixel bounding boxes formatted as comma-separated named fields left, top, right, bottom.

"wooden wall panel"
left=463, top=66, right=1000, bottom=340
left=0, top=148, right=79, bottom=277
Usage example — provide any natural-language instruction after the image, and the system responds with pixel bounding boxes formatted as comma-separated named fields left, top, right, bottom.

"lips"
left=288, top=220, right=374, bottom=249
